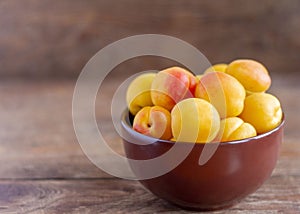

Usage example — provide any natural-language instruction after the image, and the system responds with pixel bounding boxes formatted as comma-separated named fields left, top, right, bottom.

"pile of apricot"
left=126, top=59, right=282, bottom=143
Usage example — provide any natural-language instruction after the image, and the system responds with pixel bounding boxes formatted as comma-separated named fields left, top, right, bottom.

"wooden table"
left=0, top=73, right=299, bottom=213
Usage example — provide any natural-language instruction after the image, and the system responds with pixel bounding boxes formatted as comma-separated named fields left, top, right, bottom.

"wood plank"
left=0, top=0, right=300, bottom=79
left=0, top=176, right=299, bottom=213
left=0, top=80, right=110, bottom=179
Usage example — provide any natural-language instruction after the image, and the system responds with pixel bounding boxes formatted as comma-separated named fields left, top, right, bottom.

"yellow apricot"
left=204, top=63, right=228, bottom=74
left=239, top=93, right=282, bottom=134
left=171, top=98, right=220, bottom=143
left=215, top=117, right=256, bottom=142
left=196, top=74, right=204, bottom=80
left=126, top=73, right=156, bottom=115
left=195, top=72, right=246, bottom=118
left=229, top=122, right=257, bottom=141
left=226, top=59, right=271, bottom=93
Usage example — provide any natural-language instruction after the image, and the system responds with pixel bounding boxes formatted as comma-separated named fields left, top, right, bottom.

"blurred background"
left=1, top=0, right=300, bottom=80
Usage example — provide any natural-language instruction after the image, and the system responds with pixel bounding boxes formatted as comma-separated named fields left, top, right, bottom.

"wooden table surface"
left=0, top=73, right=300, bottom=213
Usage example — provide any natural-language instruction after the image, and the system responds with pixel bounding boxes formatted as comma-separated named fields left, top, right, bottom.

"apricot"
left=239, top=93, right=282, bottom=134
left=196, top=74, right=203, bottom=80
left=151, top=67, right=198, bottom=111
left=204, top=63, right=228, bottom=73
left=133, top=106, right=172, bottom=140
left=126, top=73, right=156, bottom=115
left=171, top=98, right=220, bottom=143
left=226, top=59, right=271, bottom=93
left=195, top=72, right=246, bottom=118
left=215, top=117, right=257, bottom=142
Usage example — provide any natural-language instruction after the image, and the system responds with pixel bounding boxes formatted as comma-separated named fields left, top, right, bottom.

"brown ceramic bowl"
left=121, top=110, right=285, bottom=210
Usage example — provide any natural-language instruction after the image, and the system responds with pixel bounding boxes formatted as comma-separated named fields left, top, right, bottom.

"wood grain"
left=0, top=176, right=299, bottom=214
left=0, top=0, right=300, bottom=79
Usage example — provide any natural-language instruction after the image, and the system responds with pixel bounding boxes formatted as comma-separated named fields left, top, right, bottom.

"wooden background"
left=0, top=0, right=300, bottom=79
left=0, top=0, right=300, bottom=213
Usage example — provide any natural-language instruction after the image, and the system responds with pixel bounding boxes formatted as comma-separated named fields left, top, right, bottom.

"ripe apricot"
left=215, top=117, right=257, bottom=142
left=226, top=59, right=271, bottom=93
left=239, top=93, right=282, bottom=134
left=171, top=98, right=220, bottom=143
left=195, top=72, right=246, bottom=118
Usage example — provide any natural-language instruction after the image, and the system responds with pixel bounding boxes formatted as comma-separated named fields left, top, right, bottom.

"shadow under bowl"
left=120, top=110, right=285, bottom=211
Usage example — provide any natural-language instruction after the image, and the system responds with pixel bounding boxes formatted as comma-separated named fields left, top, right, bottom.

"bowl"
left=120, top=110, right=285, bottom=210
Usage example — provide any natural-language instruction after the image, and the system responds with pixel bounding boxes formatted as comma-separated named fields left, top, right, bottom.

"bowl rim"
left=121, top=109, right=285, bottom=146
